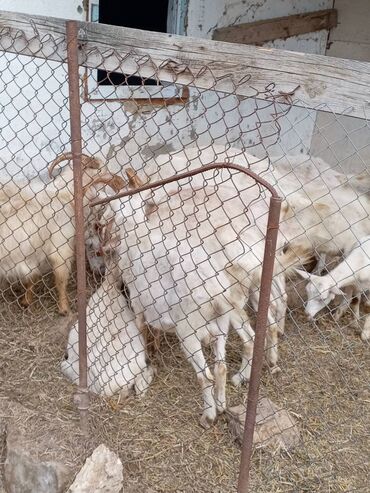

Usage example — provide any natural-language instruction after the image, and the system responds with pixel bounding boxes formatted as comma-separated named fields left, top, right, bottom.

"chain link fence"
left=0, top=12, right=369, bottom=493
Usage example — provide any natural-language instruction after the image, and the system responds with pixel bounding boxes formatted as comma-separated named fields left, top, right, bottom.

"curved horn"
left=48, top=153, right=74, bottom=178
left=81, top=154, right=102, bottom=170
left=48, top=153, right=101, bottom=179
left=83, top=174, right=126, bottom=196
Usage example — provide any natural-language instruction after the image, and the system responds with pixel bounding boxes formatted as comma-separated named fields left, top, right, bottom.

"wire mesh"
left=0, top=13, right=369, bottom=493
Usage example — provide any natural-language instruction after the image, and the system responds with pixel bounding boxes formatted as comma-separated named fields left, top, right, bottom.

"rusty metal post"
left=66, top=20, right=89, bottom=434
left=237, top=196, right=282, bottom=493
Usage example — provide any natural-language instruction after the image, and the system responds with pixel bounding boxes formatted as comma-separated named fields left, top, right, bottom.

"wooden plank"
left=213, top=9, right=338, bottom=46
left=0, top=10, right=369, bottom=120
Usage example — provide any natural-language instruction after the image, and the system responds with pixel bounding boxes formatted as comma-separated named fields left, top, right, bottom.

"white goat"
left=146, top=145, right=370, bottom=320
left=61, top=255, right=154, bottom=397
left=98, top=169, right=308, bottom=427
left=100, top=178, right=254, bottom=427
left=0, top=153, right=125, bottom=314
left=295, top=235, right=370, bottom=341
left=152, top=145, right=370, bottom=251
left=123, top=163, right=307, bottom=369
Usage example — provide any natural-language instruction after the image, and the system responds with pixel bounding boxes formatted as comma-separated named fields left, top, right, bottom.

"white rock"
left=227, top=397, right=301, bottom=452
left=68, top=444, right=123, bottom=493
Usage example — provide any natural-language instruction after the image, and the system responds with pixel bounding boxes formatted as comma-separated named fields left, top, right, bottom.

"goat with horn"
left=0, top=152, right=125, bottom=314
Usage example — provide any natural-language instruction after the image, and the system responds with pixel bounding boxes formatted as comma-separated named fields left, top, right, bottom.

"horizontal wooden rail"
left=213, top=9, right=338, bottom=46
left=0, top=10, right=369, bottom=119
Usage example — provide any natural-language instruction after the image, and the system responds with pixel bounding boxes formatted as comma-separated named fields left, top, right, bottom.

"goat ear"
left=106, top=175, right=126, bottom=193
left=331, top=285, right=343, bottom=296
left=100, top=219, right=121, bottom=254
left=126, top=168, right=145, bottom=189
left=294, top=269, right=312, bottom=280
left=144, top=201, right=158, bottom=217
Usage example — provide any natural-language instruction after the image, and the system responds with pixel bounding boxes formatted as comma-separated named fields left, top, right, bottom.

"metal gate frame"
left=66, top=20, right=282, bottom=493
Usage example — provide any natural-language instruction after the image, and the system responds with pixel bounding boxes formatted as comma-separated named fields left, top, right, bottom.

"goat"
left=99, top=174, right=254, bottom=427
left=142, top=146, right=370, bottom=323
left=122, top=167, right=309, bottom=370
left=146, top=145, right=370, bottom=260
left=295, top=235, right=370, bottom=341
left=0, top=153, right=125, bottom=314
left=61, top=250, right=155, bottom=397
left=98, top=170, right=308, bottom=427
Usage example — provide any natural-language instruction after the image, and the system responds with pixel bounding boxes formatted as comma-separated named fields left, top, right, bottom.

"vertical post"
left=66, top=20, right=89, bottom=434
left=237, top=196, right=282, bottom=493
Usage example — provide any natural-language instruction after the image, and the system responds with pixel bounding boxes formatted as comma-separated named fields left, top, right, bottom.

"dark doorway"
left=97, top=0, right=170, bottom=86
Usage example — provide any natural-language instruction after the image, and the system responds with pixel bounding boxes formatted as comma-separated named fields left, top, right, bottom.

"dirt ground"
left=0, top=276, right=369, bottom=493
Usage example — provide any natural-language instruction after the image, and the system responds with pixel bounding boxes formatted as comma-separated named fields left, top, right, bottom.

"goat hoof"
left=270, top=365, right=282, bottom=375
left=231, top=373, right=243, bottom=387
left=231, top=371, right=250, bottom=387
left=199, top=411, right=216, bottom=429
left=58, top=307, right=71, bottom=316
left=216, top=404, right=226, bottom=415
left=20, top=298, right=31, bottom=308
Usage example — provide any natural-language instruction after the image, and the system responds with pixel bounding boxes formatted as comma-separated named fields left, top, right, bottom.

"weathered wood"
left=213, top=9, right=338, bottom=46
left=0, top=10, right=369, bottom=119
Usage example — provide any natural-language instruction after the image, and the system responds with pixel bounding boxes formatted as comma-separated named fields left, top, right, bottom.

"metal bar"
left=237, top=195, right=282, bottom=493
left=66, top=20, right=89, bottom=434
left=89, top=159, right=281, bottom=489
left=90, top=161, right=279, bottom=208
left=82, top=71, right=190, bottom=105
left=89, top=159, right=282, bottom=489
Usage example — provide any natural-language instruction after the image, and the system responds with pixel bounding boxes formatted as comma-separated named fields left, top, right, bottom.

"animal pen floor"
left=0, top=277, right=369, bottom=493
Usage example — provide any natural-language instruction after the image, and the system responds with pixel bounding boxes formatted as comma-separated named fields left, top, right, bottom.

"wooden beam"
left=0, top=10, right=369, bottom=119
left=213, top=9, right=338, bottom=46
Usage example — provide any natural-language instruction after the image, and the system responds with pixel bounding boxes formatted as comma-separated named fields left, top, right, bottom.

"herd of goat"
left=1, top=145, right=369, bottom=427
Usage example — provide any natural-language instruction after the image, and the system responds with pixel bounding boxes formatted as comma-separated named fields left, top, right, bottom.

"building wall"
left=310, top=0, right=370, bottom=172
left=0, top=0, right=85, bottom=179
left=185, top=0, right=332, bottom=159
left=0, top=0, right=350, bottom=181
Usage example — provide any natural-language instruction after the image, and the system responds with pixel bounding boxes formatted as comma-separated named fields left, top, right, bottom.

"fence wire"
left=0, top=15, right=369, bottom=493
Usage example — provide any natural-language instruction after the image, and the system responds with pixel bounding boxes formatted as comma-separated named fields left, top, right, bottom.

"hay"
left=0, top=278, right=369, bottom=492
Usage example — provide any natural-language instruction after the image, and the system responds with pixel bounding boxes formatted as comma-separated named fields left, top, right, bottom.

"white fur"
left=61, top=264, right=154, bottom=397
left=296, top=236, right=370, bottom=341
left=0, top=161, right=123, bottom=313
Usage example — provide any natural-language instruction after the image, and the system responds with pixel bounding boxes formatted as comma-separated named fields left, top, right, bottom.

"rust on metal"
left=237, top=196, right=282, bottom=493
left=90, top=161, right=280, bottom=207
left=66, top=20, right=89, bottom=434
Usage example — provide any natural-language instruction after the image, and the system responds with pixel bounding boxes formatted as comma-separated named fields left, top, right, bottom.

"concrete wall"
left=0, top=0, right=354, bottom=181
left=310, top=0, right=370, bottom=172
left=185, top=0, right=332, bottom=159
left=0, top=0, right=85, bottom=179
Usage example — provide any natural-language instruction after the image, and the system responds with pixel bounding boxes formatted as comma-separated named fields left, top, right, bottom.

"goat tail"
left=274, top=243, right=314, bottom=275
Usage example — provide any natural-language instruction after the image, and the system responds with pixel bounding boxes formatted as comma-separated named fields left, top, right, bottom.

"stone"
left=67, top=444, right=123, bottom=493
left=227, top=397, right=300, bottom=452
left=3, top=422, right=71, bottom=493
left=0, top=398, right=73, bottom=493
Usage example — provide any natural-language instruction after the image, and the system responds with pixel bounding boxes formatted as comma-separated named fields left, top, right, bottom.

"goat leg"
left=52, top=260, right=71, bottom=315
left=20, top=276, right=39, bottom=308
left=177, top=323, right=217, bottom=429
left=213, top=334, right=227, bottom=414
